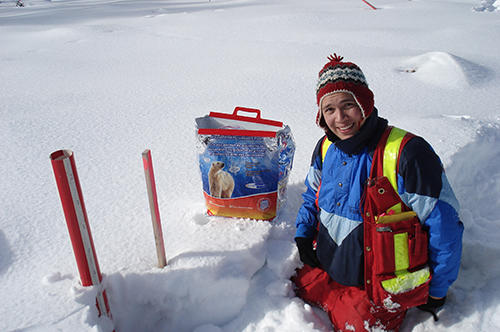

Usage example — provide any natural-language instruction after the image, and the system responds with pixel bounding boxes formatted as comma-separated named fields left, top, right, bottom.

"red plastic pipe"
left=50, top=149, right=112, bottom=320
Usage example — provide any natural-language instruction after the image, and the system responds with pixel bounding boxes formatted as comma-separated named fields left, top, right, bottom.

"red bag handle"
left=209, top=106, right=283, bottom=127
left=233, top=107, right=262, bottom=119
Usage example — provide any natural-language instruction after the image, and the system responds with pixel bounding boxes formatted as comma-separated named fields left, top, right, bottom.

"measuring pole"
left=142, top=149, right=167, bottom=268
left=50, top=149, right=113, bottom=321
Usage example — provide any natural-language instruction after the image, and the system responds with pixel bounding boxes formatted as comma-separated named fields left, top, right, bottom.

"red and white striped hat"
left=316, top=53, right=374, bottom=126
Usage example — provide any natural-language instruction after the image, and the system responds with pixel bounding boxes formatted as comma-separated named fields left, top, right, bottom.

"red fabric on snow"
left=292, top=265, right=407, bottom=331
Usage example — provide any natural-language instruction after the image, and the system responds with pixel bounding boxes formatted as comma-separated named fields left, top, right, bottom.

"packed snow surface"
left=1, top=0, right=500, bottom=331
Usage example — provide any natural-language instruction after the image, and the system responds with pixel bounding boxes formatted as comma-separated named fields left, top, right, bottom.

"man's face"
left=321, top=92, right=364, bottom=140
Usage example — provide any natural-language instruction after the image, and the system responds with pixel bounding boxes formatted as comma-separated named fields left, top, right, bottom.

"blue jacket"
left=295, top=111, right=463, bottom=298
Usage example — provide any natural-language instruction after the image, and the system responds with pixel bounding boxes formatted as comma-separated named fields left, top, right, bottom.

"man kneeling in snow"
left=293, top=53, right=463, bottom=331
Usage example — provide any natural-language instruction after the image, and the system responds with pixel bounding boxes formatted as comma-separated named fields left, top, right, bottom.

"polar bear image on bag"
left=208, top=161, right=235, bottom=198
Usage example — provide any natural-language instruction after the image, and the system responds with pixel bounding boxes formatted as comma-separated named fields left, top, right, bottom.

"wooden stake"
left=142, top=149, right=167, bottom=268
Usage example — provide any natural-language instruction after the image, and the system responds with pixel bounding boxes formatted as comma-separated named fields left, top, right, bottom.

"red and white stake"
left=142, top=149, right=167, bottom=268
left=50, top=150, right=113, bottom=321
left=361, top=0, right=377, bottom=10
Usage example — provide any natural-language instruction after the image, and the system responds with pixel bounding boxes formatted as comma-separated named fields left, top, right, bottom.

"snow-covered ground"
left=1, top=0, right=500, bottom=331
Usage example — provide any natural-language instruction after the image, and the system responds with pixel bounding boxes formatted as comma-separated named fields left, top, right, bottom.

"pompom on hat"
left=316, top=53, right=374, bottom=126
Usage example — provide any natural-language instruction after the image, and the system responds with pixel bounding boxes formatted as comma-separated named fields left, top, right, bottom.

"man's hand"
left=417, top=296, right=446, bottom=321
left=295, top=237, right=321, bottom=268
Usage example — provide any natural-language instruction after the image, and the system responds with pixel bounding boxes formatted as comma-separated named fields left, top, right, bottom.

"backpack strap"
left=314, top=136, right=333, bottom=210
left=370, top=126, right=415, bottom=214
left=321, top=136, right=333, bottom=163
left=310, top=136, right=330, bottom=213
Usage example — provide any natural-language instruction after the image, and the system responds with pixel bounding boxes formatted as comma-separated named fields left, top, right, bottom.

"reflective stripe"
left=381, top=267, right=430, bottom=294
left=383, top=127, right=406, bottom=190
left=321, top=137, right=333, bottom=163
left=394, top=233, right=409, bottom=271
left=383, top=127, right=407, bottom=214
left=321, top=137, right=332, bottom=162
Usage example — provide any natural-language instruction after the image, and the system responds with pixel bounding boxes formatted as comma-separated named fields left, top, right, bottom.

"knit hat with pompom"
left=316, top=53, right=374, bottom=126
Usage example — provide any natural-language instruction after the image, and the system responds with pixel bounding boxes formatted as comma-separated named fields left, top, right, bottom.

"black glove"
left=295, top=237, right=320, bottom=268
left=417, top=296, right=446, bottom=321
